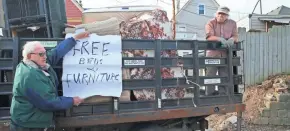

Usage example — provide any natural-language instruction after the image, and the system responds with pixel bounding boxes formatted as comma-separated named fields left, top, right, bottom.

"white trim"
left=71, top=0, right=84, bottom=12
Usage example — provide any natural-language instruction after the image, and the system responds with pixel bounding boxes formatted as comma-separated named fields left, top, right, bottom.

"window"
left=198, top=4, right=205, bottom=15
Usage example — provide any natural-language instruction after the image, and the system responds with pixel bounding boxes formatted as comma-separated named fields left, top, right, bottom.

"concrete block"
left=278, top=110, right=288, bottom=118
left=283, top=118, right=290, bottom=125
left=287, top=111, right=290, bottom=117
left=270, top=109, right=278, bottom=117
left=259, top=108, right=270, bottom=117
left=276, top=93, right=290, bottom=102
left=284, top=102, right=290, bottom=110
left=269, top=117, right=283, bottom=125
left=253, top=117, right=269, bottom=125
left=265, top=101, right=285, bottom=110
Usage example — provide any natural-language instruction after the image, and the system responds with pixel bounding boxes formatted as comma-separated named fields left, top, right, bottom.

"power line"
left=236, top=15, right=249, bottom=22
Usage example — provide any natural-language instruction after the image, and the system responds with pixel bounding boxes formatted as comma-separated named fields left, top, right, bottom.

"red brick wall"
left=65, top=0, right=82, bottom=25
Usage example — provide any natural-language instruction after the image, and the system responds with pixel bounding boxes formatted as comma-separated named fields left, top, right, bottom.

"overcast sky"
left=81, top=0, right=290, bottom=21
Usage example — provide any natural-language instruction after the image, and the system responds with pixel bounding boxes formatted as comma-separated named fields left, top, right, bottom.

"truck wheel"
left=199, top=118, right=208, bottom=131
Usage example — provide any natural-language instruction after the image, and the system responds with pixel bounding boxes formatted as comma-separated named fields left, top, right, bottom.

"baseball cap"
left=217, top=6, right=230, bottom=15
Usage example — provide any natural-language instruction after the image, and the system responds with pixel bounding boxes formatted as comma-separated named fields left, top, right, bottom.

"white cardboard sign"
left=61, top=33, right=123, bottom=99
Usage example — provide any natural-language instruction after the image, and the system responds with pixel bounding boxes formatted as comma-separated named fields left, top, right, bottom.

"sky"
left=81, top=0, right=290, bottom=21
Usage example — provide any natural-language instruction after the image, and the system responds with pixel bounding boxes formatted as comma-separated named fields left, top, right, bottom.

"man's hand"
left=73, top=97, right=84, bottom=106
left=225, top=38, right=235, bottom=47
left=218, top=37, right=228, bottom=47
left=73, top=31, right=90, bottom=40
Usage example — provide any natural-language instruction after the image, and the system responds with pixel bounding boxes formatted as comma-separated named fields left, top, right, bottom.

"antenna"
left=251, top=0, right=262, bottom=14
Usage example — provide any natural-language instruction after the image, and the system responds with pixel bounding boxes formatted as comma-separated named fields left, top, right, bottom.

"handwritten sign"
left=61, top=33, right=123, bottom=98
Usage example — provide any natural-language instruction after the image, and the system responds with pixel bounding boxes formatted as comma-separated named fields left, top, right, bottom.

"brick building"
left=65, top=0, right=83, bottom=25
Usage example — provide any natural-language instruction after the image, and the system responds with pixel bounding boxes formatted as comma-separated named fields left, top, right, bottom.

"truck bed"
left=0, top=38, right=245, bottom=130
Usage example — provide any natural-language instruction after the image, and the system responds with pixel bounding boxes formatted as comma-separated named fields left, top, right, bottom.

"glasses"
left=30, top=52, right=46, bottom=57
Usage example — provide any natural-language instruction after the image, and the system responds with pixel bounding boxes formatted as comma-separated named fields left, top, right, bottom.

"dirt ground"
left=206, top=74, right=290, bottom=131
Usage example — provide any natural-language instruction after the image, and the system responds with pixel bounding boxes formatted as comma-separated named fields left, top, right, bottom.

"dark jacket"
left=10, top=37, right=77, bottom=128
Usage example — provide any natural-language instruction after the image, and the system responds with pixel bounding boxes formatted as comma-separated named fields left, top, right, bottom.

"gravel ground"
left=241, top=123, right=290, bottom=131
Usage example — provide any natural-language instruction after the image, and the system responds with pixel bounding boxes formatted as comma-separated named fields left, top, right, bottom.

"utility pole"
left=260, top=0, right=262, bottom=14
left=172, top=0, right=176, bottom=39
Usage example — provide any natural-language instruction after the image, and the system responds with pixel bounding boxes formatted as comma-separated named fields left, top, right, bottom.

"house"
left=65, top=0, right=83, bottom=25
left=175, top=0, right=219, bottom=40
left=237, top=5, right=290, bottom=32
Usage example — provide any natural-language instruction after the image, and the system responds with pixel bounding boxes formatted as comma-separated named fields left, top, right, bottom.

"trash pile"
left=206, top=74, right=290, bottom=131
left=243, top=74, right=290, bottom=123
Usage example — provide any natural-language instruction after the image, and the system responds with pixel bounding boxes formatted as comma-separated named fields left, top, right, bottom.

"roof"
left=176, top=0, right=220, bottom=16
left=70, top=0, right=84, bottom=12
left=266, top=5, right=290, bottom=15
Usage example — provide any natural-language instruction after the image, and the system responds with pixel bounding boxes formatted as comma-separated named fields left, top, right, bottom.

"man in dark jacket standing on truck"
left=205, top=6, right=238, bottom=96
left=10, top=31, right=90, bottom=131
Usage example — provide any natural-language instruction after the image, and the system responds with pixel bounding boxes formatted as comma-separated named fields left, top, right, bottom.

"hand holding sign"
left=73, top=97, right=84, bottom=106
left=73, top=31, right=90, bottom=40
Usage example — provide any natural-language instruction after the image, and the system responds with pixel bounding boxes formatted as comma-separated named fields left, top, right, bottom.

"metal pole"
left=260, top=0, right=262, bottom=14
left=2, top=0, right=11, bottom=37
left=43, top=0, right=51, bottom=38
left=237, top=111, right=242, bottom=131
left=172, top=0, right=176, bottom=40
left=251, top=0, right=260, bottom=14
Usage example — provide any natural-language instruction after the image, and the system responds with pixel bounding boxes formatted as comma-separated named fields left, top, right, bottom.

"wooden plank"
left=249, top=32, right=255, bottom=85
left=258, top=32, right=264, bottom=83
left=277, top=26, right=282, bottom=74
left=254, top=32, right=260, bottom=83
left=272, top=27, right=278, bottom=75
left=263, top=32, right=269, bottom=80
left=268, top=28, right=274, bottom=76
left=287, top=26, right=290, bottom=72
left=281, top=26, right=287, bottom=73
left=245, top=32, right=251, bottom=85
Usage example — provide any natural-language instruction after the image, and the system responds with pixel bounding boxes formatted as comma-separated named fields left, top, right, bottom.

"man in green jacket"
left=10, top=31, right=90, bottom=131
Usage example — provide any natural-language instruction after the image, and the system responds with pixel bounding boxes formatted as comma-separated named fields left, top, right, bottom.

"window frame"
left=198, top=4, right=205, bottom=15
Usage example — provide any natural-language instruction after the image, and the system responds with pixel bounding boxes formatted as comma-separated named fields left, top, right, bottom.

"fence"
left=238, top=25, right=290, bottom=86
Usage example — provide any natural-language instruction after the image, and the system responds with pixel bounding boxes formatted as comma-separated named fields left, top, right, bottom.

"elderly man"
left=10, top=32, right=90, bottom=131
left=205, top=6, right=238, bottom=96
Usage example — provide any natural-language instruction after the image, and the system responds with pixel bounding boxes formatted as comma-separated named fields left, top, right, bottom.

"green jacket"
left=10, top=37, right=77, bottom=128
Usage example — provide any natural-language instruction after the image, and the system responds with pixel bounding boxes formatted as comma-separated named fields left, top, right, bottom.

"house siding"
left=65, top=0, right=82, bottom=25
left=249, top=14, right=266, bottom=31
left=175, top=0, right=217, bottom=40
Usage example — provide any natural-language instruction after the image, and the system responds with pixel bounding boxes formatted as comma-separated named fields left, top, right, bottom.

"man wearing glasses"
left=205, top=6, right=238, bottom=96
left=10, top=32, right=90, bottom=131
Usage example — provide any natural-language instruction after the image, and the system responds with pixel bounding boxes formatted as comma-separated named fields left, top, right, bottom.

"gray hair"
left=22, top=41, right=42, bottom=60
